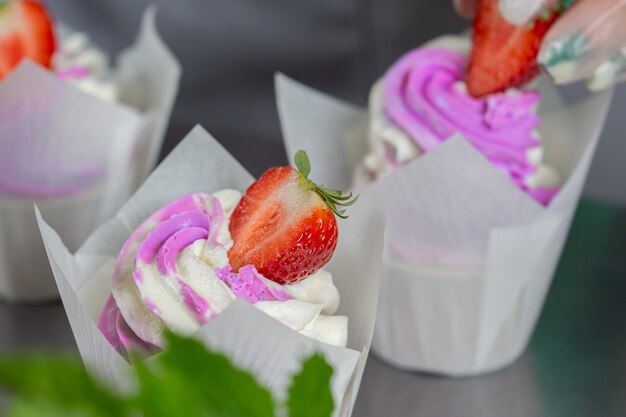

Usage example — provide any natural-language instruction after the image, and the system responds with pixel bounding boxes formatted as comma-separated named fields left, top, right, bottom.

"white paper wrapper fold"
left=37, top=126, right=385, bottom=416
left=275, top=65, right=612, bottom=376
left=0, top=8, right=181, bottom=302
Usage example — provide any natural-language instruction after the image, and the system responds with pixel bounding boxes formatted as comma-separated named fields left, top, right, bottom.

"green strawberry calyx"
left=294, top=150, right=358, bottom=219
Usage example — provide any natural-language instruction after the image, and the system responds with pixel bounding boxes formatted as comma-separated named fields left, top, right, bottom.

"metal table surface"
left=1, top=198, right=625, bottom=417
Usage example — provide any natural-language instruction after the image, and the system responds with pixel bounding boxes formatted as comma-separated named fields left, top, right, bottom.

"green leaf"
left=134, top=331, right=276, bottom=417
left=286, top=353, right=334, bottom=417
left=6, top=398, right=102, bottom=417
left=323, top=190, right=344, bottom=199
left=294, top=150, right=311, bottom=177
left=0, top=333, right=337, bottom=417
left=132, top=358, right=200, bottom=417
left=0, top=355, right=129, bottom=417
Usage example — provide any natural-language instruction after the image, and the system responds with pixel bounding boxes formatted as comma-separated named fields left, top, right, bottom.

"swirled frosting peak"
left=98, top=190, right=347, bottom=359
left=379, top=47, right=559, bottom=204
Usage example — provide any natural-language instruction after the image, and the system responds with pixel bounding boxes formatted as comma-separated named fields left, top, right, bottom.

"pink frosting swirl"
left=97, top=193, right=292, bottom=359
left=383, top=48, right=558, bottom=204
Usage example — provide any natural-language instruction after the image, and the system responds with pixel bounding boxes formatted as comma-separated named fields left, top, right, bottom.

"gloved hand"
left=454, top=0, right=626, bottom=91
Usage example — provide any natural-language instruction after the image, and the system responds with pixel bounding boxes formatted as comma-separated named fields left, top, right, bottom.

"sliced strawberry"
left=228, top=151, right=356, bottom=285
left=0, top=0, right=55, bottom=79
left=467, top=0, right=567, bottom=97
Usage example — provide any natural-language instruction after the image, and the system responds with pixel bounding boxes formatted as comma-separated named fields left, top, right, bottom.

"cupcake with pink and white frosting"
left=98, top=188, right=349, bottom=359
left=360, top=36, right=560, bottom=205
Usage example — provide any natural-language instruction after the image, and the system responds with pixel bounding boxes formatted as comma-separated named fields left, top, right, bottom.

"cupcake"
left=38, top=127, right=384, bottom=407
left=97, top=152, right=356, bottom=358
left=0, top=2, right=180, bottom=302
left=359, top=37, right=561, bottom=205
left=275, top=29, right=611, bottom=375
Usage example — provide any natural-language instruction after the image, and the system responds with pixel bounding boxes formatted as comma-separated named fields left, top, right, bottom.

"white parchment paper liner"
left=0, top=8, right=181, bottom=302
left=275, top=42, right=613, bottom=376
left=36, top=126, right=385, bottom=416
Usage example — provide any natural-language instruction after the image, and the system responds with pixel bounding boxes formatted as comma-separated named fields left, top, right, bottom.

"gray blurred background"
left=49, top=0, right=626, bottom=205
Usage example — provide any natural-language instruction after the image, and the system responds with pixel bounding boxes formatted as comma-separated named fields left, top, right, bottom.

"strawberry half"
left=467, top=0, right=570, bottom=97
left=0, top=0, right=55, bottom=80
left=228, top=151, right=357, bottom=285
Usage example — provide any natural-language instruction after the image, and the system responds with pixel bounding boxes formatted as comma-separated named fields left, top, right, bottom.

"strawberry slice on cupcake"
left=467, top=0, right=572, bottom=97
left=229, top=150, right=357, bottom=285
left=0, top=0, right=55, bottom=79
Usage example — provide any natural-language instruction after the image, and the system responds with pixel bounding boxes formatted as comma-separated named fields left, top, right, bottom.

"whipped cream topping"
left=52, top=32, right=119, bottom=102
left=364, top=47, right=560, bottom=205
left=98, top=190, right=347, bottom=358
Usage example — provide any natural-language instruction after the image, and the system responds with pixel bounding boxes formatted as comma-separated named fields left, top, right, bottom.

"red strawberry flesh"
left=0, top=0, right=55, bottom=80
left=228, top=166, right=339, bottom=285
left=467, top=0, right=561, bottom=97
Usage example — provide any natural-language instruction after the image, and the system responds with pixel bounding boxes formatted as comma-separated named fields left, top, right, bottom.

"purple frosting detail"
left=128, top=194, right=223, bottom=287
left=56, top=65, right=90, bottom=79
left=383, top=47, right=558, bottom=205
left=144, top=299, right=159, bottom=316
left=484, top=94, right=539, bottom=130
left=179, top=280, right=212, bottom=324
left=133, top=269, right=143, bottom=284
left=137, top=210, right=212, bottom=269
left=97, top=295, right=158, bottom=359
left=116, top=313, right=152, bottom=353
left=97, top=295, right=124, bottom=355
left=216, top=265, right=291, bottom=304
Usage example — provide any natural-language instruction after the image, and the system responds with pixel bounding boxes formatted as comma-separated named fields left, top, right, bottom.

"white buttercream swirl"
left=52, top=31, right=119, bottom=102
